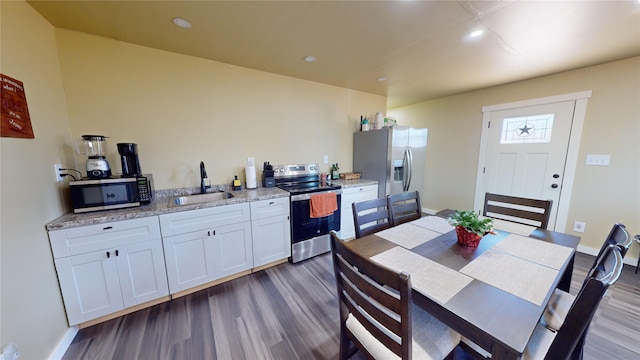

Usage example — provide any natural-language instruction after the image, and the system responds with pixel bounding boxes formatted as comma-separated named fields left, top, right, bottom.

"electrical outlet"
left=323, top=155, right=329, bottom=164
left=573, top=221, right=586, bottom=233
left=0, top=342, right=19, bottom=360
left=54, top=164, right=64, bottom=182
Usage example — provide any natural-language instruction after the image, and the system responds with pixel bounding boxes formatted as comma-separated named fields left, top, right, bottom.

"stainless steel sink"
left=168, top=192, right=234, bottom=207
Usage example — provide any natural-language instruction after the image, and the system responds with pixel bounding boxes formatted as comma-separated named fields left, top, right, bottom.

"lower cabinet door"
left=116, top=238, right=169, bottom=307
left=55, top=249, right=124, bottom=325
left=340, top=185, right=379, bottom=239
left=162, top=230, right=216, bottom=293
left=211, top=221, right=253, bottom=279
left=252, top=214, right=291, bottom=267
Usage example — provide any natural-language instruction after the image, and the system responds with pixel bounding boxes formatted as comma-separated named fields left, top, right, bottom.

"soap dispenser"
left=232, top=175, right=243, bottom=191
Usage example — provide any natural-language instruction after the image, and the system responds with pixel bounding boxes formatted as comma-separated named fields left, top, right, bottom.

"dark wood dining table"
left=344, top=210, right=580, bottom=359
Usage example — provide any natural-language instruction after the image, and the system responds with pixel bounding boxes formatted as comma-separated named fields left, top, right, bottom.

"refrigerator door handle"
left=406, top=147, right=413, bottom=191
left=402, top=147, right=413, bottom=191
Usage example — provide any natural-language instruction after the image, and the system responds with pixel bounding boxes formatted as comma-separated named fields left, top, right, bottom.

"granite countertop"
left=46, top=179, right=378, bottom=231
left=46, top=187, right=289, bottom=231
left=331, top=178, right=377, bottom=188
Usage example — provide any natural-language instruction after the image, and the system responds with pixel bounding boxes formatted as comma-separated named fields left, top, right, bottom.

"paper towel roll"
left=245, top=165, right=257, bottom=189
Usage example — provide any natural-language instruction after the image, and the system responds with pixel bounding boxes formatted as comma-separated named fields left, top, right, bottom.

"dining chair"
left=482, top=192, right=553, bottom=229
left=388, top=191, right=422, bottom=227
left=352, top=198, right=392, bottom=239
left=523, top=245, right=624, bottom=360
left=541, top=223, right=630, bottom=331
left=589, top=223, right=631, bottom=270
left=329, top=231, right=461, bottom=360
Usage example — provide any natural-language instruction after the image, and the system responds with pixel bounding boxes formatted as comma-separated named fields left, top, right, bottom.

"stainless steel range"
left=273, top=163, right=341, bottom=263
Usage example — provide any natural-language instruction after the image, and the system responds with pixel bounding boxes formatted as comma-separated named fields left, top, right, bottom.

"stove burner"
left=273, top=163, right=341, bottom=195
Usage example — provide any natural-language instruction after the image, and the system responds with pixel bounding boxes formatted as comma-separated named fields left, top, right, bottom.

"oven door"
left=289, top=191, right=341, bottom=262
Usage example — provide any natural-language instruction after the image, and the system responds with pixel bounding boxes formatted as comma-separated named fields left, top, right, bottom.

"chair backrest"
left=589, top=223, right=630, bottom=274
left=544, top=245, right=623, bottom=358
left=330, top=231, right=412, bottom=359
left=352, top=197, right=392, bottom=239
left=388, top=191, right=422, bottom=227
left=482, top=192, right=553, bottom=229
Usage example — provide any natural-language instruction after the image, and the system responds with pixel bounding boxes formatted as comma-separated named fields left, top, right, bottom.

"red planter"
left=455, top=226, right=482, bottom=247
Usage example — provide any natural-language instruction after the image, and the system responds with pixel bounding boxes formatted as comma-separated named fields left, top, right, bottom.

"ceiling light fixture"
left=377, top=77, right=388, bottom=82
left=303, top=55, right=317, bottom=62
left=470, top=30, right=484, bottom=38
left=172, top=17, right=192, bottom=29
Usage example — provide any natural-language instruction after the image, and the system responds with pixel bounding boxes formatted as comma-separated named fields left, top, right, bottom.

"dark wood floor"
left=63, top=252, right=640, bottom=360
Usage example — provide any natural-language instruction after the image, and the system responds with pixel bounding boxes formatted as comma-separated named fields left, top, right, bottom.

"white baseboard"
left=422, top=207, right=438, bottom=215
left=48, top=326, right=78, bottom=360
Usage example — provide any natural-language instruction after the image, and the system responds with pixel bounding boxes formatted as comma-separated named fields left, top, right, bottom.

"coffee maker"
left=117, top=143, right=142, bottom=177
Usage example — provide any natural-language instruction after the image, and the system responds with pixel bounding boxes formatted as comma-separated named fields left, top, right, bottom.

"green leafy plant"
left=447, top=210, right=495, bottom=237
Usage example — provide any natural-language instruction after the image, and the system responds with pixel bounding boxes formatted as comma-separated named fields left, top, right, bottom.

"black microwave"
left=69, top=174, right=154, bottom=213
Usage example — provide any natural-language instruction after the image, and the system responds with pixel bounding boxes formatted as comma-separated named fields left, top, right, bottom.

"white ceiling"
left=27, top=0, right=640, bottom=108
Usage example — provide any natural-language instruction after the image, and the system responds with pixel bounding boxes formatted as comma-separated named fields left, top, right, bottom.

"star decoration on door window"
left=517, top=123, right=534, bottom=137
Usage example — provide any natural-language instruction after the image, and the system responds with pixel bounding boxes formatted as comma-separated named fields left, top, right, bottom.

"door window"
left=500, top=114, right=554, bottom=144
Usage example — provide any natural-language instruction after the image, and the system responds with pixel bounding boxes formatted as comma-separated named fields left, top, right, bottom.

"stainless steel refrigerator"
left=353, top=126, right=428, bottom=199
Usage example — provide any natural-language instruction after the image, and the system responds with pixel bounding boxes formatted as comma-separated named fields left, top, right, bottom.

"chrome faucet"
left=200, top=161, right=211, bottom=193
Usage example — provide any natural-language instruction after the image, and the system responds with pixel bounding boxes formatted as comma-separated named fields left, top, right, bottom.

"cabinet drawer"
left=342, top=185, right=378, bottom=208
left=49, top=216, right=161, bottom=259
left=159, top=202, right=251, bottom=237
left=250, top=197, right=290, bottom=220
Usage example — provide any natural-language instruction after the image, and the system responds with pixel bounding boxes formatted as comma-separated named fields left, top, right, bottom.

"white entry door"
left=480, top=100, right=576, bottom=229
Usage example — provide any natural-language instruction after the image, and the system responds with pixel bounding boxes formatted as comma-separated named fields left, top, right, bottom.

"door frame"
left=473, top=91, right=592, bottom=232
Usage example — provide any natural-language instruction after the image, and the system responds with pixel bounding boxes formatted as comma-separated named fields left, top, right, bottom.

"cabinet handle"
left=213, top=230, right=216, bottom=236
left=208, top=231, right=211, bottom=237
left=103, top=226, right=113, bottom=230
left=269, top=201, right=275, bottom=205
left=106, top=251, right=110, bottom=258
left=115, top=250, right=119, bottom=256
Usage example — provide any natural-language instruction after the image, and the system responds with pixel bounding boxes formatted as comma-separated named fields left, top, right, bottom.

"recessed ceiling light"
left=377, top=77, right=388, bottom=82
left=172, top=17, right=192, bottom=29
left=303, top=55, right=317, bottom=62
left=470, top=30, right=484, bottom=38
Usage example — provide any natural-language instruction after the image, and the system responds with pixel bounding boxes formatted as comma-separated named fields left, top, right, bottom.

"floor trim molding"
left=48, top=326, right=78, bottom=360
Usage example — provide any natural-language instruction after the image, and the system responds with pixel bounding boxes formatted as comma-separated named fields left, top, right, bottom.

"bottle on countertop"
left=332, top=163, right=340, bottom=180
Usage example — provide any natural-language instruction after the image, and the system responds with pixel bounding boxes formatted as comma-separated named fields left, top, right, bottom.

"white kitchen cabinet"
left=159, top=203, right=253, bottom=293
left=250, top=197, right=291, bottom=267
left=339, top=184, right=378, bottom=239
left=49, top=216, right=169, bottom=325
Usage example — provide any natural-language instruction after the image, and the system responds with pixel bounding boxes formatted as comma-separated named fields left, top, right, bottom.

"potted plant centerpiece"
left=447, top=210, right=495, bottom=247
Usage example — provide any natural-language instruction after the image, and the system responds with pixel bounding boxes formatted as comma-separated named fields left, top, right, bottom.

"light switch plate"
left=585, top=154, right=611, bottom=166
left=573, top=221, right=586, bottom=233
left=323, top=155, right=329, bottom=164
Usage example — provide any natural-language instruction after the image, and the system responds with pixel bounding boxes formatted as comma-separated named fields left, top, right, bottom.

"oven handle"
left=290, top=190, right=342, bottom=202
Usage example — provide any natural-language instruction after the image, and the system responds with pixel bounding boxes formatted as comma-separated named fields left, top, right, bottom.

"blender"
left=76, top=135, right=112, bottom=178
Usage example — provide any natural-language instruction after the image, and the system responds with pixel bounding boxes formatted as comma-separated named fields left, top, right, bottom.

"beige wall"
left=2, top=6, right=385, bottom=358
left=2, top=2, right=638, bottom=358
left=1, top=1, right=74, bottom=359
left=54, top=29, right=386, bottom=189
left=389, top=57, right=640, bottom=255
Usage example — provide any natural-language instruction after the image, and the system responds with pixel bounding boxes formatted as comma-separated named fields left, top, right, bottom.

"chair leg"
left=339, top=325, right=351, bottom=360
left=635, top=250, right=640, bottom=274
